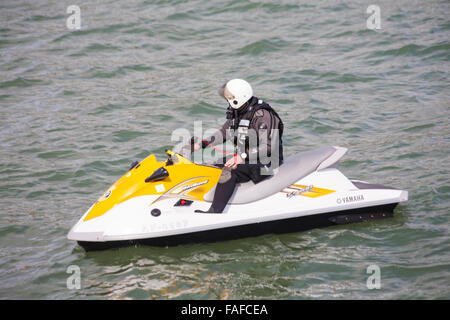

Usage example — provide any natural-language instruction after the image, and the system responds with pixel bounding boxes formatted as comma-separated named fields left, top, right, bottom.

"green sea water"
left=0, top=0, right=449, bottom=299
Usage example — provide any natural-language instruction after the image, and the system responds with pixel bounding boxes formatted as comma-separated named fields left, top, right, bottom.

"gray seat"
left=203, top=146, right=347, bottom=204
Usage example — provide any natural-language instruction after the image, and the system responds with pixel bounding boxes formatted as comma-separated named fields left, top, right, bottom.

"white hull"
left=68, top=167, right=408, bottom=250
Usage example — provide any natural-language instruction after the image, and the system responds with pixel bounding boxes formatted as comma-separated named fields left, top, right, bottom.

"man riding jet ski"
left=67, top=80, right=408, bottom=250
left=192, top=79, right=284, bottom=214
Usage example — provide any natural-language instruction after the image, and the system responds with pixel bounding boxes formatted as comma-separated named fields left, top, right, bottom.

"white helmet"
left=219, top=79, right=253, bottom=109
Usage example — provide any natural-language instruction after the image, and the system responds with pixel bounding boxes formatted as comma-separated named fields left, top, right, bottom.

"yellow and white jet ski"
left=68, top=147, right=408, bottom=251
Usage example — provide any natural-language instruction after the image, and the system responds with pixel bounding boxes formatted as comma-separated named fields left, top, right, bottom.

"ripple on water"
left=0, top=0, right=448, bottom=300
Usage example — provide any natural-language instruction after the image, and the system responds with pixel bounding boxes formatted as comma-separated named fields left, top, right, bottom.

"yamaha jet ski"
left=68, top=146, right=408, bottom=251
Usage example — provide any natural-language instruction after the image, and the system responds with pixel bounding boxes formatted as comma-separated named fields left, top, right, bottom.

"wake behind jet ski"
left=67, top=147, right=408, bottom=251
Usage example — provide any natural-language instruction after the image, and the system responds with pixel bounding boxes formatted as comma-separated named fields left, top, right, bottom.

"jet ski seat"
left=204, top=146, right=347, bottom=204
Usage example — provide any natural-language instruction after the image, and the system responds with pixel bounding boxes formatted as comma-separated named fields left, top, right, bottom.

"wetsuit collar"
left=236, top=96, right=256, bottom=116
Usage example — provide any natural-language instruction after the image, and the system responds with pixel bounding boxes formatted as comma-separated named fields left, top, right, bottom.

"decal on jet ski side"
left=171, top=180, right=209, bottom=195
left=151, top=177, right=210, bottom=204
left=282, top=184, right=335, bottom=198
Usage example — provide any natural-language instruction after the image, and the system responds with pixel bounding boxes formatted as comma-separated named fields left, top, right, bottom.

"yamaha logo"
left=337, top=194, right=364, bottom=204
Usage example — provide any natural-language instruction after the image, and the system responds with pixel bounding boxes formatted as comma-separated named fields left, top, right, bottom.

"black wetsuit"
left=196, top=96, right=284, bottom=213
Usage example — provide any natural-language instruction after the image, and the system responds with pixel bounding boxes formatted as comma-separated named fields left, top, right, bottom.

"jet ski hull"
left=76, top=203, right=397, bottom=251
left=68, top=147, right=408, bottom=251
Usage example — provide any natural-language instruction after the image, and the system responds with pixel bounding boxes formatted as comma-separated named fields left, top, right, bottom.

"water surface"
left=0, top=0, right=449, bottom=299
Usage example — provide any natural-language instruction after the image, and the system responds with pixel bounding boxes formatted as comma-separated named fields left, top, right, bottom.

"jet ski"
left=68, top=146, right=408, bottom=251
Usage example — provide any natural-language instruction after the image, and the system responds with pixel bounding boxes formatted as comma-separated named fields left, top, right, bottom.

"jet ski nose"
left=67, top=228, right=104, bottom=242
left=67, top=204, right=107, bottom=243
